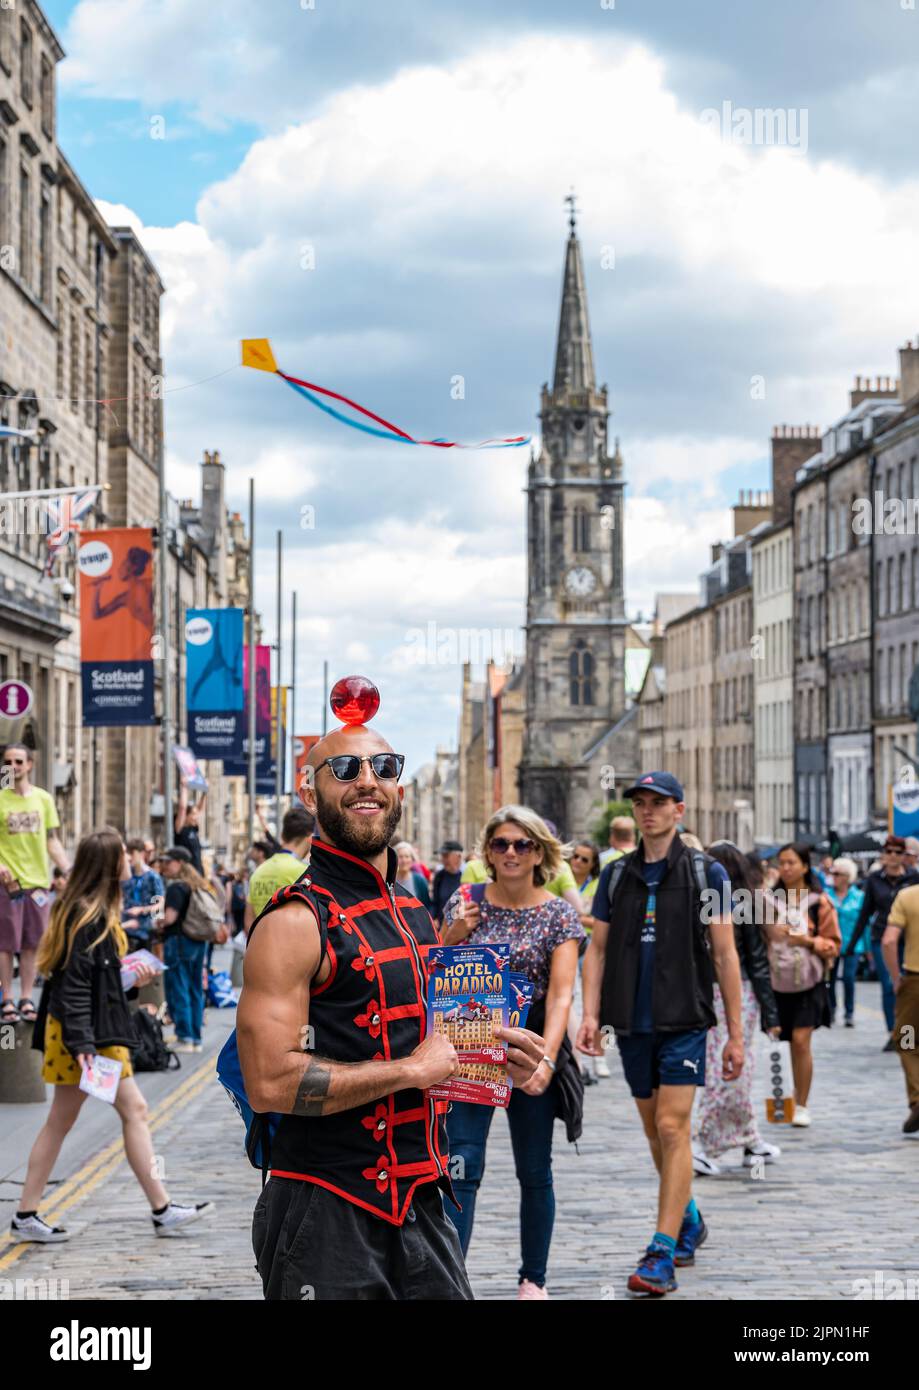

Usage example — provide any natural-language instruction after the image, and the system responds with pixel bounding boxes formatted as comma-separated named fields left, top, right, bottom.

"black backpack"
left=131, top=1009, right=181, bottom=1073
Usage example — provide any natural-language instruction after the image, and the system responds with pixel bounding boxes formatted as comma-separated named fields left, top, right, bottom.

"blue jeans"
left=871, top=941, right=896, bottom=1033
left=445, top=1085, right=556, bottom=1286
left=163, top=933, right=207, bottom=1043
left=830, top=954, right=859, bottom=1021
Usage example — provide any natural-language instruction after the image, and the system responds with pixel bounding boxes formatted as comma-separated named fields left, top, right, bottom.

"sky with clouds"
left=39, top=0, right=919, bottom=780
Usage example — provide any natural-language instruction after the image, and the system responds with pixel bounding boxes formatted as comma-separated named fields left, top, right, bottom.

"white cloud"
left=84, top=31, right=919, bottom=771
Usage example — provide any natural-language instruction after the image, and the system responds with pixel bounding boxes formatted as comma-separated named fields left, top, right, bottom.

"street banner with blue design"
left=185, top=608, right=244, bottom=761
left=224, top=644, right=274, bottom=789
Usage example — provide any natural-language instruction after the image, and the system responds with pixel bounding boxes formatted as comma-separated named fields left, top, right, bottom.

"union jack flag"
left=43, top=488, right=100, bottom=577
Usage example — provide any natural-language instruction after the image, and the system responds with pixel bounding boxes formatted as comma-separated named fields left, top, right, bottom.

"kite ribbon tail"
left=279, top=370, right=413, bottom=442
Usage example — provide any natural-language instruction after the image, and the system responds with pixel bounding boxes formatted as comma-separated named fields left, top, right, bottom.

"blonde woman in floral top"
left=441, top=804, right=584, bottom=1300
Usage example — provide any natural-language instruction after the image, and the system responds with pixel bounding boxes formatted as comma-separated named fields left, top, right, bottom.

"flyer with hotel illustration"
left=426, top=944, right=511, bottom=1108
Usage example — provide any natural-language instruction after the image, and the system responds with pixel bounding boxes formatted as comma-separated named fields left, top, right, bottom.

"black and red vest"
left=250, top=838, right=452, bottom=1225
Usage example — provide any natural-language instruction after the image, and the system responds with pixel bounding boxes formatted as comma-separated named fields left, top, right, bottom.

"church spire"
left=552, top=192, right=596, bottom=395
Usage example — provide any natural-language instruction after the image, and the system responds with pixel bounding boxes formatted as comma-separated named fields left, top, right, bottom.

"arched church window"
left=569, top=641, right=594, bottom=705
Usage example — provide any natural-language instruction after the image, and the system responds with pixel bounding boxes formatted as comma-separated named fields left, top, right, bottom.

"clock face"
left=564, top=566, right=597, bottom=597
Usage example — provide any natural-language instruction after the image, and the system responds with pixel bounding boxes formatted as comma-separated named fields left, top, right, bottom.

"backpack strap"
left=690, top=851, right=708, bottom=896
left=606, top=854, right=631, bottom=913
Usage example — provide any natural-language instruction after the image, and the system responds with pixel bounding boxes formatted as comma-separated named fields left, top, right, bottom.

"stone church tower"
left=518, top=203, right=637, bottom=837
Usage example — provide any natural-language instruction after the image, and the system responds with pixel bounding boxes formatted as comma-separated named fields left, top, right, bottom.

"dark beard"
left=316, top=788, right=402, bottom=860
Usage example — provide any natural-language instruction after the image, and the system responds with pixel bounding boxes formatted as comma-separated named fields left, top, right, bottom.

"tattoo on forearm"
left=292, top=1057, right=332, bottom=1116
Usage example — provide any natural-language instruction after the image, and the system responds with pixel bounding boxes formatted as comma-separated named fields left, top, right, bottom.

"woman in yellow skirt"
left=11, top=827, right=214, bottom=1244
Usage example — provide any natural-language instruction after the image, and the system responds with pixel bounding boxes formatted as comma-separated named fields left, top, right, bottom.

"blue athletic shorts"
left=616, top=1029, right=708, bottom=1099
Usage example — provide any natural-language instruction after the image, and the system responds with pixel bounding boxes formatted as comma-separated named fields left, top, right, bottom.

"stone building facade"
left=0, top=2, right=116, bottom=843
left=456, top=661, right=524, bottom=852
left=663, top=604, right=715, bottom=842
left=712, top=573, right=755, bottom=846
left=751, top=520, right=794, bottom=846
left=1, top=5, right=256, bottom=863
left=793, top=454, right=829, bottom=839
left=825, top=432, right=873, bottom=835
left=872, top=343, right=919, bottom=812
left=751, top=427, right=818, bottom=847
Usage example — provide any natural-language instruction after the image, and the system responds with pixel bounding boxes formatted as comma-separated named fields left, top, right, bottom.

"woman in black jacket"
left=11, top=828, right=214, bottom=1245
left=692, top=842, right=782, bottom=1176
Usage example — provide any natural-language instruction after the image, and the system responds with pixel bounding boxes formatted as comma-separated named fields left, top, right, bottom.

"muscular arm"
left=237, top=902, right=437, bottom=1116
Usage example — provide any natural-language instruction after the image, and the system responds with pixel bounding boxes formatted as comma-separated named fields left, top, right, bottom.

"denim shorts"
left=616, top=1028, right=708, bottom=1099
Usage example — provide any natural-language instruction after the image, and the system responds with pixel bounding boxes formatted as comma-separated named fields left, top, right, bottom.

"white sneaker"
left=791, top=1106, right=811, bottom=1128
left=172, top=1042, right=197, bottom=1053
left=10, top=1213, right=70, bottom=1243
left=692, top=1144, right=721, bottom=1176
left=517, top=1279, right=549, bottom=1299
left=595, top=1055, right=611, bottom=1078
left=152, top=1201, right=216, bottom=1237
left=192, top=1043, right=204, bottom=1053
left=743, top=1139, right=781, bottom=1165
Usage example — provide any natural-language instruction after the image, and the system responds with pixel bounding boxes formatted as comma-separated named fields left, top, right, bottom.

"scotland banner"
left=185, top=608, right=245, bottom=761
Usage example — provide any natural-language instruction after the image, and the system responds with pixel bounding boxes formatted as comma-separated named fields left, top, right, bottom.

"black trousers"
left=252, top=1177, right=474, bottom=1301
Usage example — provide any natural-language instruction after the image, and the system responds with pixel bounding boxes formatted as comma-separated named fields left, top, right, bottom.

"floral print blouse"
left=442, top=887, right=584, bottom=1001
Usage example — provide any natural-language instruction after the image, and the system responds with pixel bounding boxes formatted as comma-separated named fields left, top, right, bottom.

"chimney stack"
left=770, top=424, right=820, bottom=526
left=898, top=340, right=919, bottom=405
left=850, top=374, right=900, bottom=408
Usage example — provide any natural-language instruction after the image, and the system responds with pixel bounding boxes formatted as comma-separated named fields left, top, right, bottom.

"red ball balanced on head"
left=329, top=675, right=381, bottom=726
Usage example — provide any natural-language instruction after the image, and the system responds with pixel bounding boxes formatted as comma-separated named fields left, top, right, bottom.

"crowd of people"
left=2, top=728, right=918, bottom=1301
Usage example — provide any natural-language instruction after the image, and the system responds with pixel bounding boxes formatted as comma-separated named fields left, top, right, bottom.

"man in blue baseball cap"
left=577, top=770, right=744, bottom=1296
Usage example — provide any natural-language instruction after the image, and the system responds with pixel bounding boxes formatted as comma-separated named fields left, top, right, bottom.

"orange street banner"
left=78, top=528, right=155, bottom=726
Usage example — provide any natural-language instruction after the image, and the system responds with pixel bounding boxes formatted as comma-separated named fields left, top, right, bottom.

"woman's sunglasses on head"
left=317, top=753, right=405, bottom=782
left=489, top=837, right=537, bottom=855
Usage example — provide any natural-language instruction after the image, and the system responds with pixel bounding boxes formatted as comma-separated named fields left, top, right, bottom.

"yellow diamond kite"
left=241, top=339, right=278, bottom=373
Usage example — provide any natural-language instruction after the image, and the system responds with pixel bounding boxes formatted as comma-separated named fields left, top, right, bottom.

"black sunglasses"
left=489, top=836, right=536, bottom=855
left=317, top=753, right=405, bottom=782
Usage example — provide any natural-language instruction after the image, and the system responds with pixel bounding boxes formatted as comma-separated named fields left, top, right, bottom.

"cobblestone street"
left=1, top=983, right=915, bottom=1301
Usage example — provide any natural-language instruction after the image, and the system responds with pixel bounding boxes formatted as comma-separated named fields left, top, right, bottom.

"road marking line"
left=0, top=1058, right=218, bottom=1272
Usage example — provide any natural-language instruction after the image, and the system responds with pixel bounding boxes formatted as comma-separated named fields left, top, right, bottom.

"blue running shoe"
left=674, top=1210, right=708, bottom=1267
left=627, top=1244, right=678, bottom=1295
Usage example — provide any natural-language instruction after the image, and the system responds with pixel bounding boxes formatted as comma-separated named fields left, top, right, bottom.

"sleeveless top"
left=250, top=837, right=453, bottom=1226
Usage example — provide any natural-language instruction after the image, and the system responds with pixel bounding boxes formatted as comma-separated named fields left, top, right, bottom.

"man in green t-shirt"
left=0, top=743, right=70, bottom=1023
left=244, top=806, right=314, bottom=931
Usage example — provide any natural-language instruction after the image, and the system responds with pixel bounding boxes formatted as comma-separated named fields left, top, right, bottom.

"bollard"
left=0, top=1021, right=47, bottom=1103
